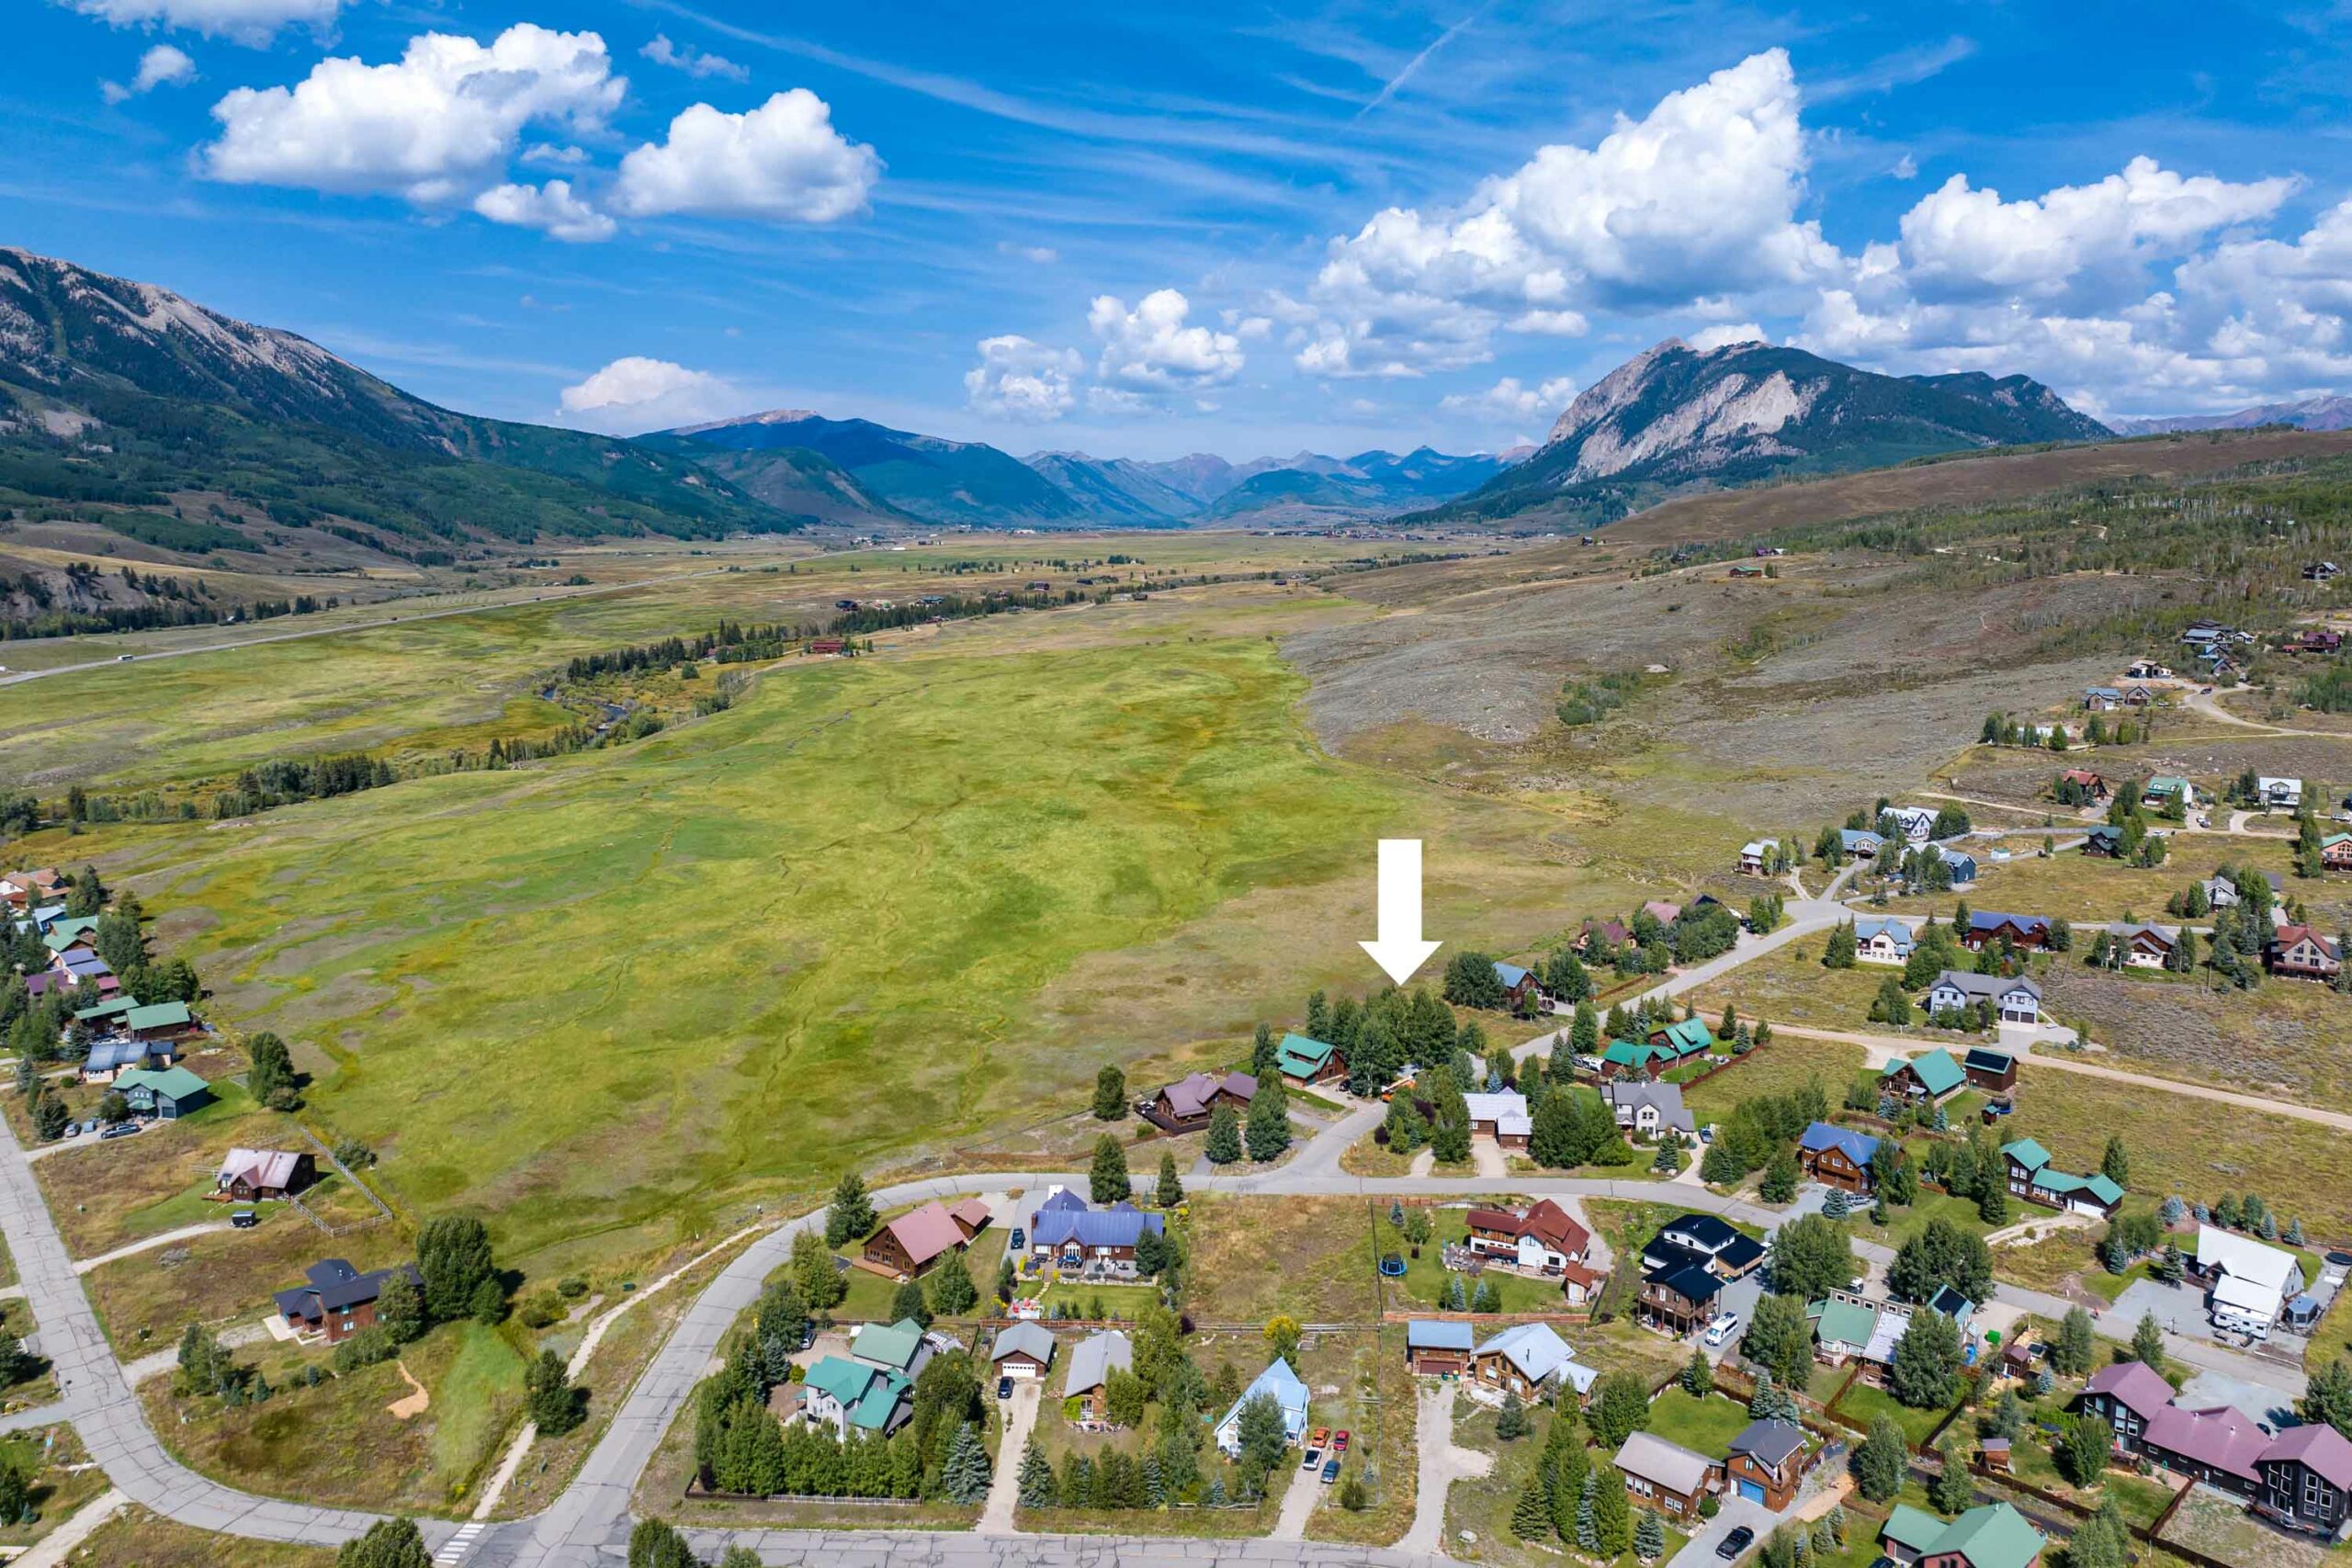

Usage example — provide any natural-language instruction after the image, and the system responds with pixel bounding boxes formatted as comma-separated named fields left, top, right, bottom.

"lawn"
left=1682, top=938, right=1896, bottom=1035
left=1382, top=1206, right=1576, bottom=1315
left=1880, top=840, right=2291, bottom=926
left=1186, top=1195, right=1381, bottom=1325
left=0, top=1424, right=110, bottom=1550
left=1640, top=1388, right=1757, bottom=1459
left=1832, top=1377, right=1955, bottom=1449
left=84, top=1218, right=413, bottom=1356
left=1442, top=1398, right=1690, bottom=1568
left=46, top=615, right=1592, bottom=1280
left=1684, top=1032, right=1863, bottom=1123
left=1302, top=1327, right=1418, bottom=1546
left=146, top=1318, right=526, bottom=1514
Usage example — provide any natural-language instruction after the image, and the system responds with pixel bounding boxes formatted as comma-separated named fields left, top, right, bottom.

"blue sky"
left=10, top=0, right=2352, bottom=459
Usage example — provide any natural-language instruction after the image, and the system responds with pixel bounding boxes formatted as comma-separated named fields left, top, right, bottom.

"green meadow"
left=45, top=612, right=1594, bottom=1274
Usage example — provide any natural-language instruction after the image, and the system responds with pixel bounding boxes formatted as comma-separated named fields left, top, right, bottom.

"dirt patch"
left=386, top=1359, right=429, bottom=1420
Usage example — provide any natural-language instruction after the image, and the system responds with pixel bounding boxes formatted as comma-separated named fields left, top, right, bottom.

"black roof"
left=1714, top=1235, right=1766, bottom=1272
left=1665, top=1213, right=1741, bottom=1252
left=1731, top=1418, right=1806, bottom=1467
left=1643, top=1238, right=1713, bottom=1275
left=273, top=1258, right=420, bottom=1318
left=1649, top=1262, right=1723, bottom=1303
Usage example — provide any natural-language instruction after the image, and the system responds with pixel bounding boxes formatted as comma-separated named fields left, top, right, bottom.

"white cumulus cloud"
left=1088, top=289, right=1244, bottom=394
left=640, top=34, right=748, bottom=83
left=963, top=334, right=1080, bottom=423
left=102, top=43, right=196, bottom=103
left=1440, top=375, right=1577, bottom=420
left=201, top=25, right=622, bottom=205
left=1286, top=49, right=1833, bottom=378
left=69, top=0, right=336, bottom=45
left=1689, top=322, right=1767, bottom=350
left=558, top=356, right=735, bottom=434
left=613, top=90, right=880, bottom=222
left=473, top=179, right=615, bottom=243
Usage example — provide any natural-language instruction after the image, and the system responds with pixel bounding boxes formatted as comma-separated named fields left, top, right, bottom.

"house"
left=2143, top=775, right=2195, bottom=809
left=1725, top=1418, right=1812, bottom=1509
left=1961, top=1047, right=2016, bottom=1092
left=2195, top=1225, right=2302, bottom=1338
left=1656, top=1214, right=1765, bottom=1278
left=1879, top=1503, right=2046, bottom=1568
left=1558, top=1260, right=1607, bottom=1307
left=1613, top=1431, right=1719, bottom=1519
left=122, top=1001, right=197, bottom=1043
left=2125, top=660, right=2173, bottom=680
left=1641, top=899, right=1683, bottom=925
left=2285, top=629, right=2345, bottom=656
left=1141, top=1070, right=1255, bottom=1133
left=114, top=1065, right=210, bottom=1120
left=990, top=1322, right=1056, bottom=1380
left=2255, top=1422, right=2352, bottom=1537
left=214, top=1148, right=313, bottom=1201
left=1575, top=918, right=1634, bottom=955
left=1470, top=1323, right=1589, bottom=1402
left=2000, top=1140, right=2124, bottom=1219
left=2257, top=776, right=2304, bottom=809
left=1807, top=1297, right=1881, bottom=1367
left=802, top=1356, right=913, bottom=1438
left=1600, top=1039, right=1679, bottom=1079
left=1882, top=1046, right=1971, bottom=1104
left=1602, top=1080, right=1696, bottom=1140
left=1931, top=847, right=1979, bottom=886
left=1886, top=806, right=1939, bottom=843
left=1406, top=1319, right=1475, bottom=1377
left=847, top=1317, right=936, bottom=1378
left=2081, top=825, right=2122, bottom=858
left=1922, top=972, right=2041, bottom=1028
left=1737, top=840, right=1774, bottom=876
left=2201, top=874, right=2245, bottom=908
left=1464, top=1200, right=1593, bottom=1273
left=1796, top=1122, right=1880, bottom=1192
left=863, top=1198, right=989, bottom=1279
left=2101, top=920, right=2178, bottom=966
left=2267, top=925, right=2343, bottom=982
left=272, top=1258, right=421, bottom=1344
left=1272, top=1032, right=1345, bottom=1088
left=79, top=1035, right=172, bottom=1083
left=72, top=993, right=141, bottom=1032
left=2082, top=686, right=2123, bottom=712
left=1463, top=1090, right=1532, bottom=1150
left=1214, top=1358, right=1310, bottom=1456
left=1492, top=962, right=1544, bottom=1010
left=1029, top=1192, right=1165, bottom=1277
left=1854, top=916, right=1915, bottom=964
left=2080, top=1361, right=2173, bottom=1455
left=2322, top=833, right=2352, bottom=871
left=1638, top=1253, right=1724, bottom=1337
left=1646, top=1017, right=1716, bottom=1056
left=1961, top=911, right=2052, bottom=952
left=2305, top=561, right=2343, bottom=581
left=1064, top=1329, right=1133, bottom=1418
left=2143, top=1401, right=2276, bottom=1497
left=1839, top=829, right=1886, bottom=861
left=2058, top=768, right=2111, bottom=802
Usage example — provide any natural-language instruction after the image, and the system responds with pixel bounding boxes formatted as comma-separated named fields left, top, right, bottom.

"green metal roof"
left=1999, top=1138, right=2051, bottom=1172
left=1656, top=1018, right=1714, bottom=1055
left=2146, top=775, right=2188, bottom=795
left=1934, top=1504, right=2048, bottom=1568
left=1883, top=1046, right=1966, bottom=1097
left=122, top=1001, right=192, bottom=1031
left=1881, top=1506, right=1945, bottom=1553
left=2035, top=1168, right=2123, bottom=1205
left=74, top=995, right=141, bottom=1022
left=1602, top=1039, right=1668, bottom=1069
left=852, top=1318, right=927, bottom=1371
left=115, top=1065, right=209, bottom=1100
left=1274, top=1032, right=1336, bottom=1075
left=1809, top=1298, right=1876, bottom=1349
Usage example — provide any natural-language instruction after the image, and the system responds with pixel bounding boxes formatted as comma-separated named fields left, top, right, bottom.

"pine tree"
left=1682, top=1346, right=1712, bottom=1395
left=1855, top=1416, right=1906, bottom=1502
left=1592, top=1468, right=1632, bottom=1554
left=1204, top=1104, right=1242, bottom=1164
left=1091, top=1134, right=1132, bottom=1202
left=1929, top=1438, right=1973, bottom=1513
left=1511, top=1472, right=1552, bottom=1540
left=1635, top=1506, right=1667, bottom=1562
left=941, top=1420, right=992, bottom=1504
left=1245, top=1079, right=1292, bottom=1162
left=1497, top=1390, right=1528, bottom=1439
left=1156, top=1151, right=1183, bottom=1207
left=1092, top=1063, right=1128, bottom=1121
left=2131, top=1311, right=2167, bottom=1375
left=1574, top=1469, right=1600, bottom=1551
left=826, top=1172, right=876, bottom=1246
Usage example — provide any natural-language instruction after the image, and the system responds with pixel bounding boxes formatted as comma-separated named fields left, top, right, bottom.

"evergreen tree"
left=1091, top=1134, right=1132, bottom=1202
left=2130, top=1311, right=2167, bottom=1375
left=2053, top=1306, right=2097, bottom=1377
left=929, top=1259, right=978, bottom=1317
left=338, top=1518, right=433, bottom=1568
left=891, top=1279, right=932, bottom=1327
left=2300, top=1358, right=2352, bottom=1438
left=1245, top=1078, right=1292, bottom=1162
left=1854, top=1416, right=1906, bottom=1502
left=1889, top=1309, right=1962, bottom=1409
left=1928, top=1438, right=1973, bottom=1513
left=526, top=1348, right=585, bottom=1436
left=1156, top=1151, right=1183, bottom=1207
left=1497, top=1390, right=1528, bottom=1439
left=1591, top=1468, right=1632, bottom=1554
left=1635, top=1507, right=1667, bottom=1562
left=826, top=1172, right=876, bottom=1246
left=1511, top=1472, right=1552, bottom=1540
left=415, top=1214, right=496, bottom=1324
left=1204, top=1104, right=1242, bottom=1164
left=2100, top=1135, right=2130, bottom=1188
left=1092, top=1064, right=1128, bottom=1121
left=1574, top=1469, right=1600, bottom=1551
left=941, top=1421, right=992, bottom=1503
left=1682, top=1345, right=1712, bottom=1395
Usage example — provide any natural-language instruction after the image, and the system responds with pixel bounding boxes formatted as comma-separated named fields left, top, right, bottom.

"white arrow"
left=1359, top=838, right=1442, bottom=987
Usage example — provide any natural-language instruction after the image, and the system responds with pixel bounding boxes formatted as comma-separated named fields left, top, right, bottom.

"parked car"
left=1310, top=1427, right=1330, bottom=1449
left=1011, top=1228, right=1024, bottom=1251
left=1300, top=1448, right=1320, bottom=1471
left=1717, top=1526, right=1757, bottom=1560
left=101, top=1122, right=138, bottom=1140
left=996, top=1377, right=1014, bottom=1401
left=1320, top=1458, right=1340, bottom=1484
left=1333, top=1430, right=1350, bottom=1453
left=231, top=1210, right=259, bottom=1229
left=1704, top=1312, right=1741, bottom=1347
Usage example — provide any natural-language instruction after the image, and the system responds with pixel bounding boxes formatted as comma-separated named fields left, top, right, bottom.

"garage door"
left=1737, top=1480, right=1765, bottom=1504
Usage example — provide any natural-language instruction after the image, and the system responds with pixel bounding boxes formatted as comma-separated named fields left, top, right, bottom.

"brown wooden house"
left=862, top=1199, right=989, bottom=1280
left=1724, top=1419, right=1812, bottom=1509
left=1405, top=1319, right=1474, bottom=1376
left=2268, top=926, right=2343, bottom=982
left=1613, top=1431, right=1719, bottom=1520
left=1139, top=1070, right=1255, bottom=1133
left=272, top=1258, right=419, bottom=1344
left=1795, top=1122, right=1879, bottom=1193
left=1962, top=1047, right=2017, bottom=1092
left=214, top=1147, right=313, bottom=1202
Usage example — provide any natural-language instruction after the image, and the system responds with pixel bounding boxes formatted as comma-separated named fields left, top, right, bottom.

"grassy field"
left=62, top=1505, right=336, bottom=1566
left=146, top=1319, right=526, bottom=1514
left=1187, top=1195, right=1381, bottom=1325
left=36, top=612, right=1593, bottom=1278
left=1381, top=1206, right=1571, bottom=1315
left=1301, top=1327, right=1417, bottom=1546
left=1641, top=1387, right=1758, bottom=1458
left=1881, top=840, right=2295, bottom=925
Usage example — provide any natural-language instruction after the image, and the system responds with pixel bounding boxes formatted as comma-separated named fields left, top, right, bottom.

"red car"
left=1333, top=1430, right=1351, bottom=1453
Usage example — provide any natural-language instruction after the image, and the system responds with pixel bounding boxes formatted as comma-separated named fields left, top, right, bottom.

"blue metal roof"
left=1798, top=1121, right=1881, bottom=1167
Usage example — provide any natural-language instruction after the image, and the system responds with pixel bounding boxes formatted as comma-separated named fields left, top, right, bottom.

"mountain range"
left=1423, top=338, right=2112, bottom=526
left=1, top=247, right=2156, bottom=557
left=2109, top=394, right=2352, bottom=435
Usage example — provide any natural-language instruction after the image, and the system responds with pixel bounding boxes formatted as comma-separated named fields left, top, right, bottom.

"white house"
left=1215, top=1358, right=1310, bottom=1456
left=1886, top=806, right=1939, bottom=844
left=1737, top=840, right=1774, bottom=876
left=1463, top=1090, right=1532, bottom=1149
left=2257, top=776, right=2304, bottom=810
left=1603, top=1080, right=1696, bottom=1139
left=1853, top=916, right=1915, bottom=965
left=2195, top=1226, right=2301, bottom=1340
left=1924, top=971, right=2041, bottom=1026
